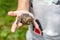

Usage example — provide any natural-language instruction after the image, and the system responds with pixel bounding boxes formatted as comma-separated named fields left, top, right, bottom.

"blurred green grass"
left=0, top=0, right=28, bottom=40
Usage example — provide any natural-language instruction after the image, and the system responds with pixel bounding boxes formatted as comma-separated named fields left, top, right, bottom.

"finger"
left=11, top=19, right=18, bottom=32
left=28, top=13, right=34, bottom=18
left=17, top=23, right=22, bottom=28
left=33, top=20, right=42, bottom=35
left=11, top=18, right=23, bottom=32
left=22, top=11, right=34, bottom=18
left=8, top=11, right=17, bottom=16
left=33, top=20, right=39, bottom=29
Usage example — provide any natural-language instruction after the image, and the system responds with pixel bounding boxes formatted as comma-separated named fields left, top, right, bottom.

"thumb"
left=8, top=11, right=17, bottom=16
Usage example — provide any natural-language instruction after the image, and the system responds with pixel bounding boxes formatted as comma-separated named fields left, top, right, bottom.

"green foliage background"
left=0, top=0, right=28, bottom=40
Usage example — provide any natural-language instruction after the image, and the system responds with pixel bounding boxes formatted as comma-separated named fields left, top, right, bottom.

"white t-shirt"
left=31, top=0, right=60, bottom=36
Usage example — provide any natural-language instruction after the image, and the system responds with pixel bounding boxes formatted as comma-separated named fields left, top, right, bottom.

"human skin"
left=8, top=0, right=41, bottom=34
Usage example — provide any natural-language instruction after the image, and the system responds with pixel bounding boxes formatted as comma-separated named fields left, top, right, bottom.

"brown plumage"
left=16, top=13, right=34, bottom=25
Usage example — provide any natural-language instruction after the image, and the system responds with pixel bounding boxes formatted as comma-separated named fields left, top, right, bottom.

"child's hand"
left=8, top=10, right=34, bottom=32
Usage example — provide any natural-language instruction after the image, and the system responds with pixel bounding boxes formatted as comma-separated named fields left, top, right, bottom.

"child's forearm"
left=17, top=0, right=29, bottom=11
